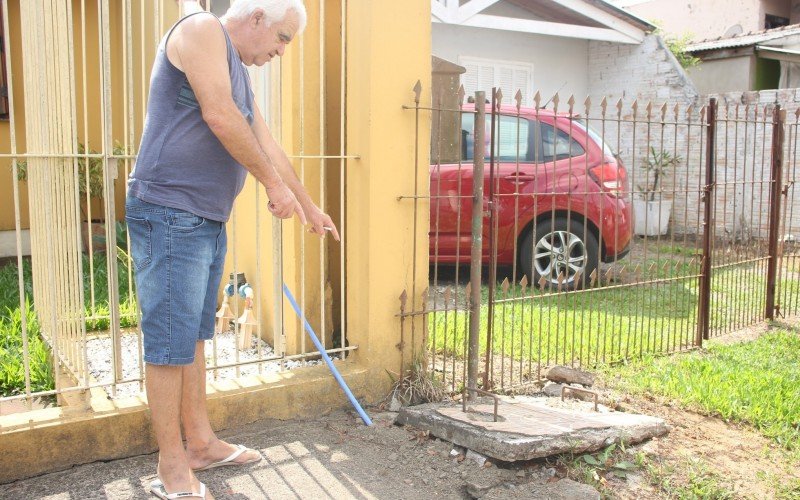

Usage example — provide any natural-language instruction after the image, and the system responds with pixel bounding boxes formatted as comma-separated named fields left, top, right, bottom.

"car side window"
left=539, top=122, right=585, bottom=162
left=461, top=113, right=534, bottom=162
left=461, top=113, right=476, bottom=161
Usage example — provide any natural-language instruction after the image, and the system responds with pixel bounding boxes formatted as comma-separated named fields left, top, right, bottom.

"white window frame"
left=458, top=56, right=534, bottom=105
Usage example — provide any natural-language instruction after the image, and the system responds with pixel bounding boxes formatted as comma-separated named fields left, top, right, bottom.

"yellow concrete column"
left=345, top=0, right=432, bottom=400
left=224, top=0, right=431, bottom=391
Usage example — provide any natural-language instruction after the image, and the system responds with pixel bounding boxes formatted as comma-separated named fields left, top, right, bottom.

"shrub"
left=0, top=302, right=54, bottom=396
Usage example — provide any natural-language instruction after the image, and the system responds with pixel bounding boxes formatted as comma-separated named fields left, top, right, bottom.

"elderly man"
left=126, top=1, right=335, bottom=498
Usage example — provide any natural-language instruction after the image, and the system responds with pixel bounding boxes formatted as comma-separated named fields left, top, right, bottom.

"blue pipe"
left=282, top=283, right=373, bottom=426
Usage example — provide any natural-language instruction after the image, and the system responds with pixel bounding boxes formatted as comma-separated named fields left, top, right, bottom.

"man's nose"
left=277, top=44, right=286, bottom=57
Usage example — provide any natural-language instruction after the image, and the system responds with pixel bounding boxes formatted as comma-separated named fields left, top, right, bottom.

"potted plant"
left=634, top=147, right=681, bottom=236
left=15, top=143, right=126, bottom=253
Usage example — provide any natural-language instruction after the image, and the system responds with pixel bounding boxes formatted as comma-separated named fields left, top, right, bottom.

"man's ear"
left=252, top=8, right=266, bottom=26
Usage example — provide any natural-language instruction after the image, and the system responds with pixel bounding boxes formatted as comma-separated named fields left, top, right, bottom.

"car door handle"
left=504, top=173, right=536, bottom=183
left=482, top=199, right=494, bottom=217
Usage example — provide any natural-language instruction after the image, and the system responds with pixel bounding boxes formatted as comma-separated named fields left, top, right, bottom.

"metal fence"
left=0, top=0, right=349, bottom=415
left=400, top=83, right=799, bottom=394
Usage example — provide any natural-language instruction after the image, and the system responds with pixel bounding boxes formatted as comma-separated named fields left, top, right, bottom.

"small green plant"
left=14, top=143, right=128, bottom=220
left=0, top=301, right=55, bottom=396
left=564, top=442, right=640, bottom=489
left=386, top=358, right=447, bottom=407
left=653, top=26, right=700, bottom=70
left=638, top=147, right=682, bottom=201
left=647, top=457, right=735, bottom=499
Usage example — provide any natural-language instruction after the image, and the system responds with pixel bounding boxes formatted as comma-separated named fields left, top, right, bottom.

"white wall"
left=0, top=230, right=31, bottom=258
left=588, top=34, right=698, bottom=104
left=587, top=31, right=800, bottom=239
left=687, top=57, right=755, bottom=96
left=622, top=0, right=762, bottom=40
left=432, top=23, right=589, bottom=107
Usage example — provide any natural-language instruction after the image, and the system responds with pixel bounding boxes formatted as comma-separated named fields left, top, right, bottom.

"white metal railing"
left=0, top=0, right=351, bottom=414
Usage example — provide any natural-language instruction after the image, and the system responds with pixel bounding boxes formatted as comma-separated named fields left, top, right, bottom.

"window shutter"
left=462, top=62, right=479, bottom=99
left=459, top=57, right=533, bottom=105
left=514, top=68, right=530, bottom=105
left=497, top=66, right=514, bottom=97
left=478, top=64, right=494, bottom=95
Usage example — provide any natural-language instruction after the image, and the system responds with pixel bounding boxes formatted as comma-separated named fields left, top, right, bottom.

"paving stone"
left=396, top=396, right=668, bottom=462
left=545, top=365, right=595, bottom=386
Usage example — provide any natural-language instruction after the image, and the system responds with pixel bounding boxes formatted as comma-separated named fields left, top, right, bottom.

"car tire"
left=519, top=217, right=599, bottom=291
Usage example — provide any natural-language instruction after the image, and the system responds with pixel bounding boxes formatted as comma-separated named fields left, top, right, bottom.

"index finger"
left=329, top=222, right=341, bottom=242
left=294, top=200, right=308, bottom=226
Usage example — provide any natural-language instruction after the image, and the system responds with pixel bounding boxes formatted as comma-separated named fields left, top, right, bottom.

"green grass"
left=646, top=457, right=736, bottom=499
left=428, top=260, right=800, bottom=370
left=0, top=250, right=137, bottom=397
left=430, top=279, right=699, bottom=366
left=0, top=301, right=54, bottom=397
left=605, top=329, right=800, bottom=452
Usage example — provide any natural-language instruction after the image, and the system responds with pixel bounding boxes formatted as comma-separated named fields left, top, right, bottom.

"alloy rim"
left=533, top=230, right=587, bottom=285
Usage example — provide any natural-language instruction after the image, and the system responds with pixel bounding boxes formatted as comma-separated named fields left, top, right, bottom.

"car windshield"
left=571, top=119, right=616, bottom=157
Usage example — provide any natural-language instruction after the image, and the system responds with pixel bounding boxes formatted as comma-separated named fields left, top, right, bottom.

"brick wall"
left=585, top=34, right=800, bottom=241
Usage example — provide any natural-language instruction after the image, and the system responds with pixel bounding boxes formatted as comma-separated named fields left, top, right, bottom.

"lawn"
left=428, top=254, right=800, bottom=372
left=604, top=328, right=800, bottom=452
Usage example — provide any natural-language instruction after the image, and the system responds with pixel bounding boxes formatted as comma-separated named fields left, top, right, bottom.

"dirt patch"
left=595, top=394, right=800, bottom=499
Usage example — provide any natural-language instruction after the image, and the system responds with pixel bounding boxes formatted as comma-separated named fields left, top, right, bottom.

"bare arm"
left=251, top=104, right=340, bottom=241
left=170, top=14, right=306, bottom=223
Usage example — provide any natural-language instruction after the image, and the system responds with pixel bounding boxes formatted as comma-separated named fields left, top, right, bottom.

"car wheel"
left=520, top=218, right=599, bottom=291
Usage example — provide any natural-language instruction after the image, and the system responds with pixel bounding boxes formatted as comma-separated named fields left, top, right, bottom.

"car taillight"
left=588, top=159, right=627, bottom=198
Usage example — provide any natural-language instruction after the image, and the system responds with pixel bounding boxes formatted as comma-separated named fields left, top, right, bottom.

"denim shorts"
left=125, top=195, right=227, bottom=365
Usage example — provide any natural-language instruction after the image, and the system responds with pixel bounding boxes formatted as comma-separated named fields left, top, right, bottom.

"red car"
left=430, top=106, right=632, bottom=290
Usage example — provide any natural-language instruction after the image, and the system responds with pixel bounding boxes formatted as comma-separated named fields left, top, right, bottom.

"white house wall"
left=432, top=23, right=589, bottom=106
left=686, top=57, right=756, bottom=96
left=621, top=0, right=800, bottom=40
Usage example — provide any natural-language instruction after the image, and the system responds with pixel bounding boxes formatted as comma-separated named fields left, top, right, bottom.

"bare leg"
left=146, top=363, right=210, bottom=498
left=182, top=341, right=261, bottom=469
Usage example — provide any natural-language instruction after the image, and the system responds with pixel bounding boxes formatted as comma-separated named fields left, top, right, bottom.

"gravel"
left=86, top=330, right=325, bottom=399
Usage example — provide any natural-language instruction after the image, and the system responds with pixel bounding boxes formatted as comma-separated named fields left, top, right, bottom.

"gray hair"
left=223, top=0, right=307, bottom=34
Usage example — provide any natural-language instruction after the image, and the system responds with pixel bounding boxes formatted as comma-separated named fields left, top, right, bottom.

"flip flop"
left=192, top=444, right=262, bottom=472
left=150, top=478, right=207, bottom=499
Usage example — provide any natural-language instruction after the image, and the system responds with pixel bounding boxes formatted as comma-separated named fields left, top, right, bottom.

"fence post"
left=766, top=105, right=785, bottom=320
left=484, top=88, right=498, bottom=390
left=697, top=98, right=717, bottom=346
left=468, top=92, right=485, bottom=397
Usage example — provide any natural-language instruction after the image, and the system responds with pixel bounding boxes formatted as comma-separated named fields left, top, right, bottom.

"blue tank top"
left=128, top=12, right=253, bottom=222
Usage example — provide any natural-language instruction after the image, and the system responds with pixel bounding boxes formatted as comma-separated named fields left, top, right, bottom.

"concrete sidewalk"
left=2, top=409, right=602, bottom=499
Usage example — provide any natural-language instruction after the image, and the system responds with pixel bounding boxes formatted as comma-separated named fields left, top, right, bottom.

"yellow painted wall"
left=344, top=0, right=431, bottom=388
left=226, top=0, right=431, bottom=378
left=0, top=0, right=176, bottom=232
left=0, top=1, right=28, bottom=231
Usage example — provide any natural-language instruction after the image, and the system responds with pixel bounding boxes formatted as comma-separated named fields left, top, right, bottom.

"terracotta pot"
left=81, top=221, right=106, bottom=253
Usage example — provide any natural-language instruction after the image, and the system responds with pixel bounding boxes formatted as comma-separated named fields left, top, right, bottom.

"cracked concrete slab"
left=396, top=396, right=668, bottom=462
